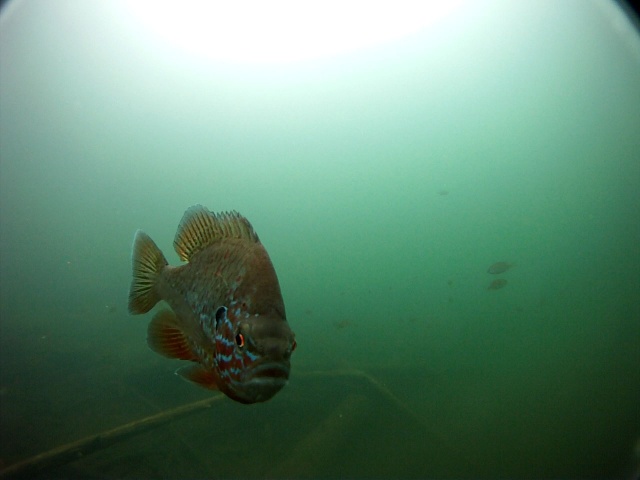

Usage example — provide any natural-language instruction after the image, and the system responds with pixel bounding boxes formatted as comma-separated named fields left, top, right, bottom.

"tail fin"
left=128, top=230, right=168, bottom=314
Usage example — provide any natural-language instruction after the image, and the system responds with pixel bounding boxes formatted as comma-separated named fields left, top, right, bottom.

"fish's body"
left=128, top=205, right=295, bottom=404
left=487, top=261, right=513, bottom=274
left=488, top=278, right=508, bottom=290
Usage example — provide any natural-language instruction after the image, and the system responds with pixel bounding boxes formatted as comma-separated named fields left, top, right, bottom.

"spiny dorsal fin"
left=147, top=310, right=197, bottom=361
left=173, top=204, right=259, bottom=261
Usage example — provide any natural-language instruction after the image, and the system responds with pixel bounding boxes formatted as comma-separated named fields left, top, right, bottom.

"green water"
left=1, top=1, right=639, bottom=478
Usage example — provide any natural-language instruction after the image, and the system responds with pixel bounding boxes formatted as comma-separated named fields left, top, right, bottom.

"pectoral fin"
left=147, top=310, right=197, bottom=361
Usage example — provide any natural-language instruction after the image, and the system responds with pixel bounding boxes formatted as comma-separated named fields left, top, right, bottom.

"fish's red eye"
left=291, top=340, right=297, bottom=352
left=235, top=333, right=245, bottom=348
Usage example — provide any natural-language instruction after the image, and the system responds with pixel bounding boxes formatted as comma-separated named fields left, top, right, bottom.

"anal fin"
left=147, top=310, right=197, bottom=361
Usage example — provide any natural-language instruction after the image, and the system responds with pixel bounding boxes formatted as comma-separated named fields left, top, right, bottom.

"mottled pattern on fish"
left=488, top=279, right=508, bottom=290
left=128, top=205, right=296, bottom=404
left=487, top=261, right=513, bottom=274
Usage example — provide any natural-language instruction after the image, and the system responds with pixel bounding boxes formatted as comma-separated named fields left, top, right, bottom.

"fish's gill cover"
left=173, top=204, right=259, bottom=262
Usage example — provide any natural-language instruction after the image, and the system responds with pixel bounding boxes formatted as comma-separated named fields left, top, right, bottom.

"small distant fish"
left=487, top=261, right=513, bottom=274
left=437, top=189, right=449, bottom=196
left=128, top=205, right=296, bottom=404
left=488, top=279, right=508, bottom=290
left=333, top=319, right=351, bottom=330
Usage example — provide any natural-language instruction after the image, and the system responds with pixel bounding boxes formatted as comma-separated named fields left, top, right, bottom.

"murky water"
left=1, top=1, right=639, bottom=478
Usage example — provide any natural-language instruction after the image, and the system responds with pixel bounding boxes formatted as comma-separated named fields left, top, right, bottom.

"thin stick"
left=0, top=368, right=471, bottom=478
left=300, top=369, right=434, bottom=434
left=268, top=393, right=371, bottom=477
left=0, top=394, right=224, bottom=479
left=300, top=369, right=479, bottom=471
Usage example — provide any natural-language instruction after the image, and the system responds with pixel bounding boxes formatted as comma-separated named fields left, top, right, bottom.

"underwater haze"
left=1, top=0, right=639, bottom=478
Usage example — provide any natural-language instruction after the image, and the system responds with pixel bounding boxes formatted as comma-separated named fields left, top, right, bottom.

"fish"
left=488, top=279, right=508, bottom=290
left=128, top=205, right=296, bottom=404
left=333, top=319, right=351, bottom=330
left=487, top=261, right=513, bottom=274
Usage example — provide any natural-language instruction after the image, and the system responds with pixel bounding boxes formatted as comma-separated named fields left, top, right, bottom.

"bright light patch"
left=126, top=1, right=462, bottom=64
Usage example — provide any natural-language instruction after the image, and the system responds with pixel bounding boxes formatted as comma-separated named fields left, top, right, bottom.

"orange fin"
left=147, top=310, right=196, bottom=361
left=128, top=230, right=168, bottom=314
left=173, top=205, right=259, bottom=262
left=176, top=364, right=221, bottom=390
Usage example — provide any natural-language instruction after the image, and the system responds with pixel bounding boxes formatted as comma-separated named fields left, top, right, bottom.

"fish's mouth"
left=249, top=362, right=290, bottom=383
left=238, top=362, right=291, bottom=402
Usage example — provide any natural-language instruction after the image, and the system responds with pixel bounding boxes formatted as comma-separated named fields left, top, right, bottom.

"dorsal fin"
left=173, top=205, right=259, bottom=261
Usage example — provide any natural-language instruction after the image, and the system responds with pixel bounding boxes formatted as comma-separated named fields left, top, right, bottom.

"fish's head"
left=213, top=306, right=296, bottom=403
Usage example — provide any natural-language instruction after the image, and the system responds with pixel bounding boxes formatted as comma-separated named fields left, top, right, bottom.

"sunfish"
left=128, top=205, right=296, bottom=404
